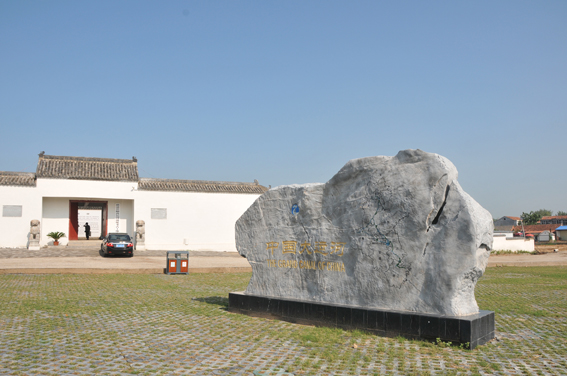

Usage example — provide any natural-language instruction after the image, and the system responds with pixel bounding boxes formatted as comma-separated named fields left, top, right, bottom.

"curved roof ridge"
left=139, top=177, right=261, bottom=186
left=0, top=171, right=36, bottom=187
left=0, top=171, right=36, bottom=176
left=40, top=154, right=136, bottom=164
left=138, top=177, right=268, bottom=194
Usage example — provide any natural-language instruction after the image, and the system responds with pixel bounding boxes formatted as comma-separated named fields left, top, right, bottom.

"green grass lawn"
left=0, top=267, right=566, bottom=375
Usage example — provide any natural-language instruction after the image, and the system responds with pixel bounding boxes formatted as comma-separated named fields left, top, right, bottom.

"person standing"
left=84, top=222, right=91, bottom=240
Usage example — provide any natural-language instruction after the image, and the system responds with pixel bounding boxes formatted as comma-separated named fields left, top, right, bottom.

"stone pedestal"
left=135, top=220, right=146, bottom=251
left=28, top=219, right=40, bottom=251
left=229, top=292, right=495, bottom=349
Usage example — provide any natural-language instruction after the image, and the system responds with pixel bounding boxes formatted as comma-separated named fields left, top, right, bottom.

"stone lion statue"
left=30, top=219, right=40, bottom=239
left=136, top=220, right=145, bottom=242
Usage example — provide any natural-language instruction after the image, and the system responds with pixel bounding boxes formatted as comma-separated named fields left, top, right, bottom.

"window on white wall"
left=151, top=208, right=167, bottom=219
left=3, top=205, right=22, bottom=217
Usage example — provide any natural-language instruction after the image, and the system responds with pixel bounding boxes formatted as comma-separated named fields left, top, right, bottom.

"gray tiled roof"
left=0, top=171, right=36, bottom=187
left=36, top=154, right=138, bottom=182
left=494, top=226, right=514, bottom=232
left=138, top=178, right=268, bottom=194
left=3, top=154, right=267, bottom=193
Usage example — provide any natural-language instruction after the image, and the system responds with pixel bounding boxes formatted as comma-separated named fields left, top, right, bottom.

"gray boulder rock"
left=236, top=149, right=493, bottom=316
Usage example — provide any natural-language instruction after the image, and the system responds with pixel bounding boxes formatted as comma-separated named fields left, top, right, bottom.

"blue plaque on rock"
left=291, top=204, right=299, bottom=215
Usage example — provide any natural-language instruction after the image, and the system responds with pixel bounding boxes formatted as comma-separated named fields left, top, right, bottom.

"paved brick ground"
left=0, top=270, right=565, bottom=375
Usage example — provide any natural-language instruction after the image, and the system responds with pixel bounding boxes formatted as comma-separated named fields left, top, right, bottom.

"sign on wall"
left=2, top=205, right=22, bottom=217
left=151, top=208, right=167, bottom=219
left=115, top=204, right=120, bottom=232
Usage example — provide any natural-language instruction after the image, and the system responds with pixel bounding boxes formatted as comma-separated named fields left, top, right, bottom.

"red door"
left=69, top=202, right=79, bottom=240
left=101, top=203, right=108, bottom=238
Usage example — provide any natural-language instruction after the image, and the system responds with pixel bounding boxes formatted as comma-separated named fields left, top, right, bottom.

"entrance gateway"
left=0, top=153, right=269, bottom=250
left=69, top=201, right=108, bottom=240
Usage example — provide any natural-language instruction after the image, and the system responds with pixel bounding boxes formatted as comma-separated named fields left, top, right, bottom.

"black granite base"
left=228, top=292, right=494, bottom=349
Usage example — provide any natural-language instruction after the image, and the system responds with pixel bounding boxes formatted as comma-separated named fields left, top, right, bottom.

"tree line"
left=520, top=210, right=567, bottom=225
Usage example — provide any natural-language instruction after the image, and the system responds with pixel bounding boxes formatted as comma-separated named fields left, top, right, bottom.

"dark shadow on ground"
left=194, top=296, right=229, bottom=308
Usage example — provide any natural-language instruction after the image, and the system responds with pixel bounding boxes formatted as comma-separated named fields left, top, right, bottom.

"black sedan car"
left=101, top=233, right=134, bottom=257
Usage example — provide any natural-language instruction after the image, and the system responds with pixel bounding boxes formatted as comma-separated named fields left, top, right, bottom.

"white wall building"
left=0, top=153, right=267, bottom=251
left=492, top=234, right=535, bottom=252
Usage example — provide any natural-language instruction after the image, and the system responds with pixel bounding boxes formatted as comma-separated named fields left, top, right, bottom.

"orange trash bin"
left=180, top=259, right=188, bottom=273
left=166, top=251, right=189, bottom=275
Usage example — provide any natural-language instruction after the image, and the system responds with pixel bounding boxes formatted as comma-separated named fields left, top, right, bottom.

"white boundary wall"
left=134, top=190, right=259, bottom=251
left=1, top=178, right=261, bottom=251
left=0, top=185, right=42, bottom=248
left=492, top=234, right=535, bottom=252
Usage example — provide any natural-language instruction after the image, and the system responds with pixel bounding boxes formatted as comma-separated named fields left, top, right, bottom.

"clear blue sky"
left=1, top=1, right=566, bottom=218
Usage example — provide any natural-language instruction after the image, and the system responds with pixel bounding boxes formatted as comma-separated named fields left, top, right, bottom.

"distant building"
left=0, top=153, right=268, bottom=250
left=494, top=216, right=521, bottom=227
left=493, top=230, right=514, bottom=238
left=511, top=224, right=561, bottom=242
left=556, top=226, right=567, bottom=241
left=537, top=230, right=554, bottom=242
left=539, top=216, right=567, bottom=226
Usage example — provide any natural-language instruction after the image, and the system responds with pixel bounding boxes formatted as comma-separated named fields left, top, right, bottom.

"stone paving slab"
left=0, top=269, right=566, bottom=375
left=0, top=247, right=251, bottom=274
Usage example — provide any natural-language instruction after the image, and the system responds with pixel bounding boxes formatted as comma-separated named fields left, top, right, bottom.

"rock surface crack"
left=431, top=185, right=450, bottom=226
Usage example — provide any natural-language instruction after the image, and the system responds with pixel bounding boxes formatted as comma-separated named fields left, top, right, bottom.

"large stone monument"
left=28, top=219, right=41, bottom=251
left=230, top=149, right=495, bottom=348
